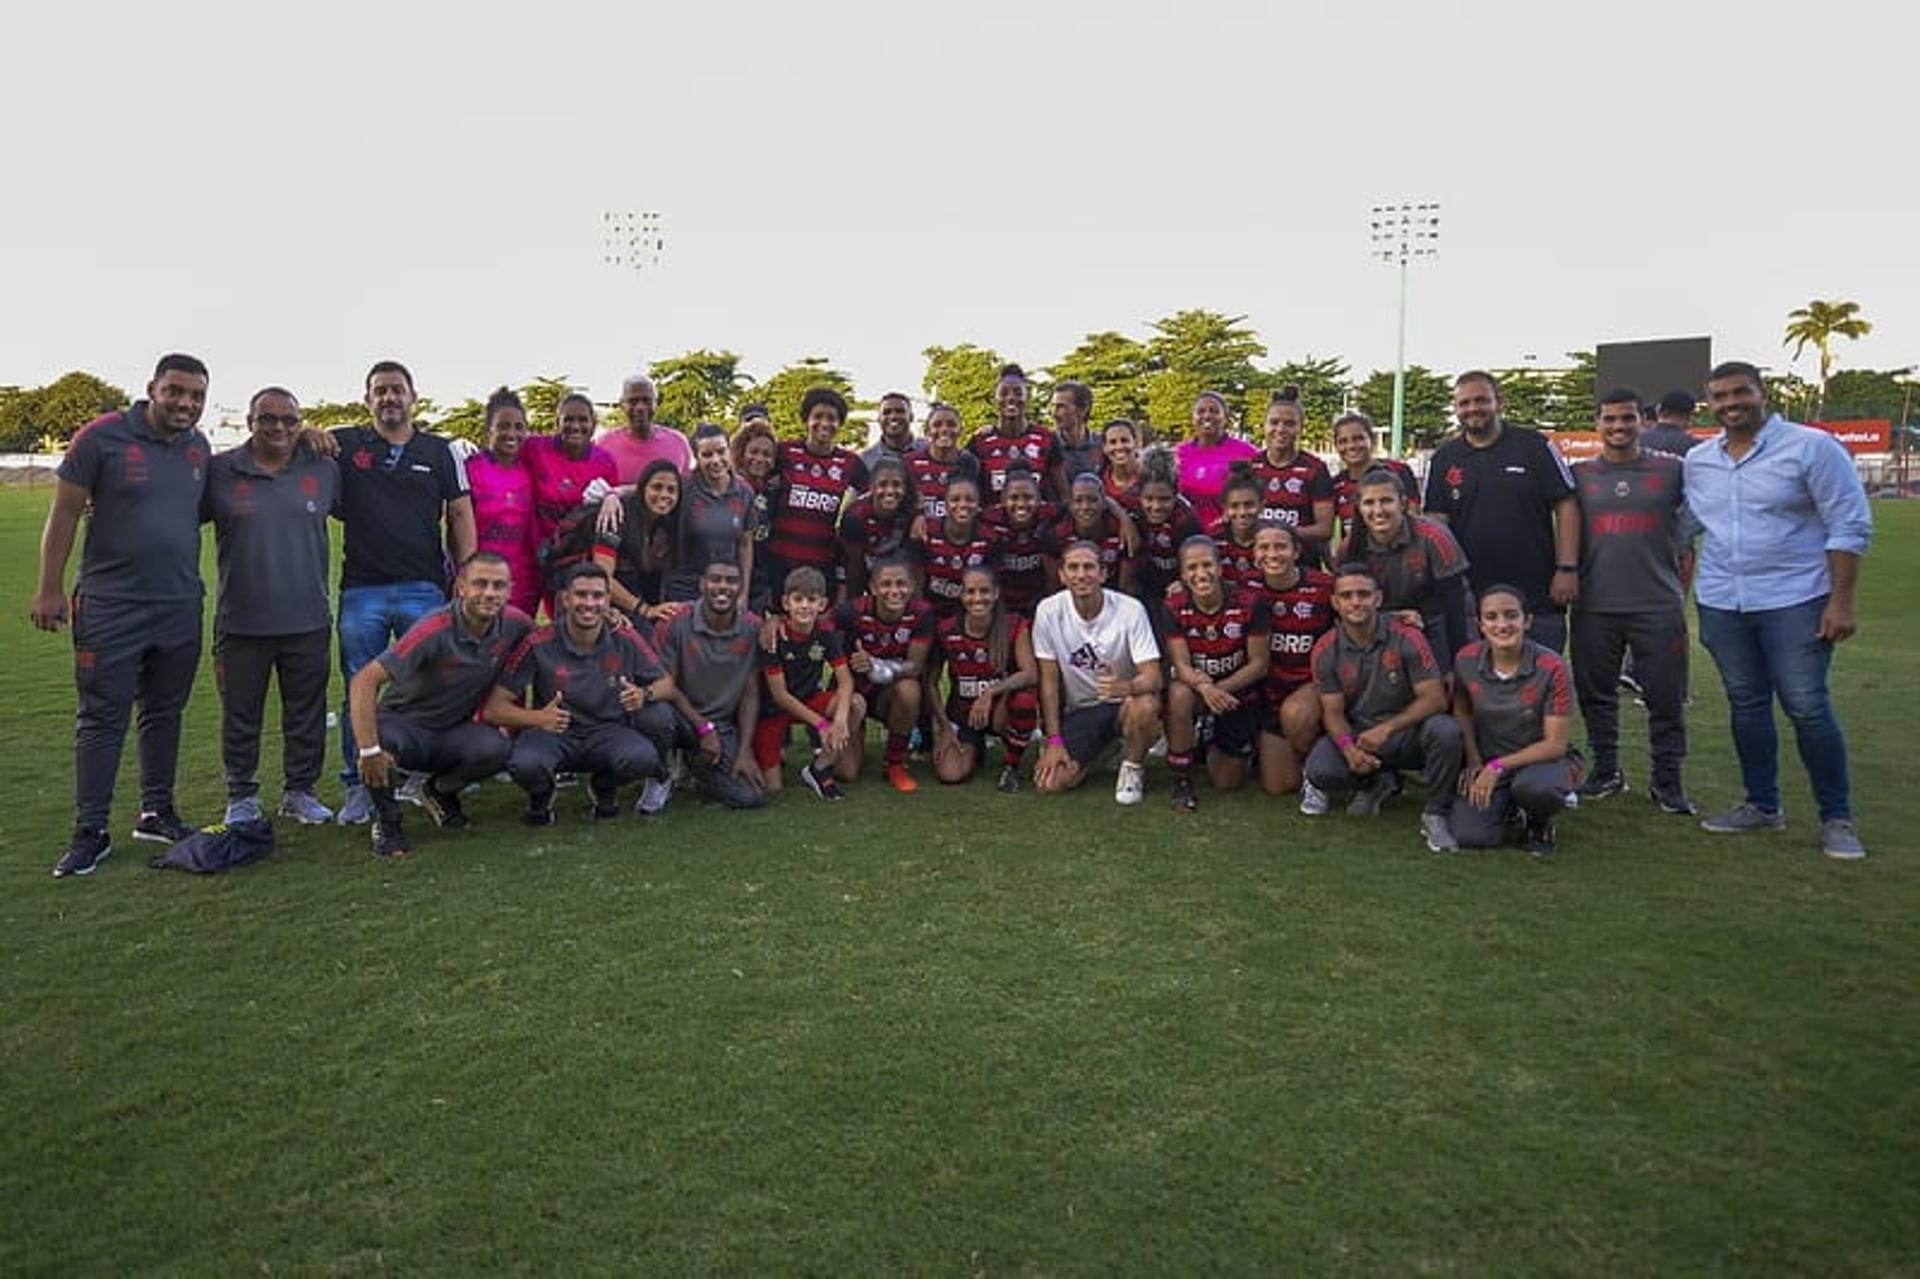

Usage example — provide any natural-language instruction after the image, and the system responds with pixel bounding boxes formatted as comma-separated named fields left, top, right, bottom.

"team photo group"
left=28, top=351, right=1874, bottom=876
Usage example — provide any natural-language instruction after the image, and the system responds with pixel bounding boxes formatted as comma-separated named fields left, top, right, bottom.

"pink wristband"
left=1335, top=734, right=1355, bottom=750
left=1486, top=757, right=1505, bottom=774
left=814, top=717, right=832, bottom=733
left=1046, top=734, right=1066, bottom=748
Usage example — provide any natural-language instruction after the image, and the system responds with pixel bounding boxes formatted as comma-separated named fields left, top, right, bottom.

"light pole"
left=603, top=210, right=665, bottom=271
left=1369, top=202, right=1440, bottom=458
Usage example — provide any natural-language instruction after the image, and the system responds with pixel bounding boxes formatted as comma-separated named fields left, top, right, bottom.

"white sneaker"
left=637, top=776, right=673, bottom=816
left=1115, top=760, right=1145, bottom=806
left=1147, top=734, right=1168, bottom=759
left=1298, top=779, right=1329, bottom=816
left=396, top=773, right=425, bottom=807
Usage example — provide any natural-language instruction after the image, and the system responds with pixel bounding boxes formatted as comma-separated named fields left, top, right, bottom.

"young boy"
left=754, top=567, right=866, bottom=798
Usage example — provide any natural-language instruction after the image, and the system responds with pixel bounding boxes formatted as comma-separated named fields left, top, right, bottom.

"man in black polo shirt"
left=1640, top=390, right=1702, bottom=460
left=204, top=387, right=340, bottom=827
left=486, top=562, right=678, bottom=826
left=348, top=552, right=534, bottom=857
left=333, top=359, right=476, bottom=825
left=32, top=353, right=212, bottom=878
left=652, top=561, right=768, bottom=810
left=1571, top=388, right=1695, bottom=813
left=1424, top=370, right=1580, bottom=650
left=1303, top=564, right=1464, bottom=852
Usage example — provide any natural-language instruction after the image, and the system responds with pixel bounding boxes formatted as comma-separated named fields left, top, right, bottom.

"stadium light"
left=1369, top=202, right=1440, bottom=458
left=603, top=210, right=665, bottom=271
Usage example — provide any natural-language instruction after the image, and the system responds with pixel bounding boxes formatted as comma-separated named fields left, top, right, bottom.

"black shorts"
left=1201, top=703, right=1260, bottom=760
left=1059, top=702, right=1122, bottom=765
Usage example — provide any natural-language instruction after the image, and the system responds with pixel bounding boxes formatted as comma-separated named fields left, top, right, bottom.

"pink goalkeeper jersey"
left=1175, top=436, right=1260, bottom=529
left=466, top=452, right=541, bottom=613
left=595, top=425, right=693, bottom=486
left=522, top=435, right=618, bottom=546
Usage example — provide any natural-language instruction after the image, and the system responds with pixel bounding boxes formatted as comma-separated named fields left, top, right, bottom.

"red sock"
left=884, top=732, right=909, bottom=767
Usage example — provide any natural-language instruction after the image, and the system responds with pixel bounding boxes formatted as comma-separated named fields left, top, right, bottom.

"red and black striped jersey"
left=1332, top=458, right=1420, bottom=524
left=1130, top=504, right=1204, bottom=604
left=1250, top=451, right=1334, bottom=528
left=916, top=518, right=999, bottom=616
left=968, top=427, right=1060, bottom=500
left=933, top=613, right=1029, bottom=703
left=1205, top=518, right=1263, bottom=590
left=766, top=441, right=868, bottom=571
left=837, top=494, right=915, bottom=577
left=833, top=595, right=935, bottom=664
left=904, top=447, right=980, bottom=521
left=1050, top=510, right=1129, bottom=580
left=1254, top=568, right=1335, bottom=697
left=1103, top=471, right=1143, bottom=515
left=981, top=503, right=1059, bottom=616
left=761, top=615, right=848, bottom=701
left=1156, top=584, right=1270, bottom=681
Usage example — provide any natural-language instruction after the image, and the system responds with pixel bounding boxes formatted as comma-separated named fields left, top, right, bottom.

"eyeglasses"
left=252, top=413, right=302, bottom=428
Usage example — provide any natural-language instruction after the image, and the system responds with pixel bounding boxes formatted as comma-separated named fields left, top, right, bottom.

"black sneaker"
left=1576, top=770, right=1627, bottom=802
left=371, top=819, right=411, bottom=859
left=418, top=781, right=471, bottom=830
left=1169, top=775, right=1197, bottom=813
left=133, top=809, right=196, bottom=844
left=996, top=763, right=1021, bottom=794
left=1525, top=818, right=1557, bottom=858
left=524, top=789, right=557, bottom=827
left=801, top=764, right=845, bottom=801
left=1649, top=784, right=1699, bottom=816
left=590, top=783, right=622, bottom=821
left=53, top=827, right=112, bottom=878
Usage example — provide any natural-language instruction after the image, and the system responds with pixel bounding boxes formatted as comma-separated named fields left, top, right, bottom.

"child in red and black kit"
left=755, top=567, right=866, bottom=799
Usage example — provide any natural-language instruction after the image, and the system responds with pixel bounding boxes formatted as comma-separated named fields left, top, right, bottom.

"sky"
left=4, top=0, right=1915, bottom=415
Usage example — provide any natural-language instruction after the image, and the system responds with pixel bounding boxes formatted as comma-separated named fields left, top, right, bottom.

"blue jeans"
left=1698, top=595, right=1851, bottom=821
left=338, top=581, right=447, bottom=783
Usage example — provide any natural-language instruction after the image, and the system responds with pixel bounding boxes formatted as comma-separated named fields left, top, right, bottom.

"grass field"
left=3, top=485, right=1916, bottom=1275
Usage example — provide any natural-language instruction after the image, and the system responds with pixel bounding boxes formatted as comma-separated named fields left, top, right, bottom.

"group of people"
left=30, top=353, right=1874, bottom=877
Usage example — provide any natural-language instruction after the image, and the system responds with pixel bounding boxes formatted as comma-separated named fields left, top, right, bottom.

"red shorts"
left=752, top=688, right=837, bottom=768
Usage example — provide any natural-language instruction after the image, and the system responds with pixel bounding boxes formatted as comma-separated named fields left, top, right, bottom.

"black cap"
left=1657, top=390, right=1696, bottom=415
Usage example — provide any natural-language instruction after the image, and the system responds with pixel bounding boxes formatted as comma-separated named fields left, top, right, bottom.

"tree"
left=299, top=400, right=366, bottom=431
left=1784, top=299, right=1873, bottom=415
left=1048, top=331, right=1153, bottom=426
left=1354, top=366, right=1454, bottom=452
left=0, top=371, right=131, bottom=451
left=1762, top=372, right=1817, bottom=424
left=650, top=350, right=747, bottom=429
left=1550, top=351, right=1597, bottom=426
left=1822, top=366, right=1918, bottom=422
left=1489, top=366, right=1555, bottom=428
left=1267, top=356, right=1352, bottom=448
left=1144, top=310, right=1270, bottom=436
left=920, top=344, right=1006, bottom=438
left=744, top=358, right=859, bottom=443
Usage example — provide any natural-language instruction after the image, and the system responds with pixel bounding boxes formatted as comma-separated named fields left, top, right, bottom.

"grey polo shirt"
left=204, top=442, right=339, bottom=636
left=1573, top=451, right=1687, bottom=614
left=57, top=401, right=210, bottom=603
left=496, top=622, right=667, bottom=735
left=654, top=604, right=762, bottom=723
left=1453, top=638, right=1574, bottom=759
left=1310, top=618, right=1442, bottom=731
left=378, top=604, right=536, bottom=731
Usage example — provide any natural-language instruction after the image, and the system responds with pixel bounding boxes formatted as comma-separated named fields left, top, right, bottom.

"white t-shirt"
left=1031, top=587, right=1161, bottom=712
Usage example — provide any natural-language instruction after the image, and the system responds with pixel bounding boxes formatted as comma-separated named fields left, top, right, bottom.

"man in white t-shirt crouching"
left=1032, top=540, right=1165, bottom=804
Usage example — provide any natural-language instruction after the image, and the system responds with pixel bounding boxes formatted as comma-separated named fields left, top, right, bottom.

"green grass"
left=2, top=485, right=1916, bottom=1274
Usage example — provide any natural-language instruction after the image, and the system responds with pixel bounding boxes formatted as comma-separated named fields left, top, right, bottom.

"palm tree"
left=1783, top=299, right=1872, bottom=416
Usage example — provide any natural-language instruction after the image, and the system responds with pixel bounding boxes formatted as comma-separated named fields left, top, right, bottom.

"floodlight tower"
left=1369, top=202, right=1440, bottom=458
left=603, top=210, right=665, bottom=271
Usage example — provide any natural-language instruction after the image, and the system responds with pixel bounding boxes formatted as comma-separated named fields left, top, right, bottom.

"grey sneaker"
left=336, top=783, right=376, bottom=826
left=1298, top=779, right=1330, bottom=816
left=637, top=776, right=673, bottom=816
left=225, top=795, right=266, bottom=826
left=53, top=828, right=112, bottom=878
left=278, top=791, right=335, bottom=825
left=1821, top=819, right=1866, bottom=861
left=1700, top=801, right=1786, bottom=834
left=396, top=773, right=426, bottom=807
left=1421, top=812, right=1459, bottom=853
left=1347, top=775, right=1393, bottom=817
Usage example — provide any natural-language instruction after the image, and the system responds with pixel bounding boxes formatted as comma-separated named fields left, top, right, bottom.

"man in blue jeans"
left=1683, top=360, right=1872, bottom=859
left=332, top=360, right=476, bottom=824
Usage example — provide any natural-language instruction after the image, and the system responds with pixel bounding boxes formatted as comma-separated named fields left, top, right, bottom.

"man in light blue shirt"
left=1682, top=360, right=1872, bottom=858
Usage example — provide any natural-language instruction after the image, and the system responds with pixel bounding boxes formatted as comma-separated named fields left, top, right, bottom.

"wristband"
left=1555, top=563, right=1578, bottom=573
left=697, top=720, right=717, bottom=738
left=1046, top=734, right=1066, bottom=748
left=1335, top=734, right=1355, bottom=750
left=357, top=744, right=384, bottom=759
left=1485, top=757, right=1505, bottom=774
left=814, top=717, right=832, bottom=734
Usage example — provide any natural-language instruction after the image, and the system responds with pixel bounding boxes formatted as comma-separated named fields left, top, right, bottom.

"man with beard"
left=1051, top=380, right=1102, bottom=482
left=1423, top=370, right=1580, bottom=651
left=1683, top=361, right=1872, bottom=859
left=651, top=561, right=769, bottom=810
left=861, top=391, right=919, bottom=472
left=350, top=552, right=535, bottom=858
left=1570, top=389, right=1695, bottom=815
left=332, top=360, right=476, bottom=824
left=34, top=354, right=214, bottom=877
